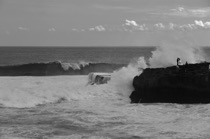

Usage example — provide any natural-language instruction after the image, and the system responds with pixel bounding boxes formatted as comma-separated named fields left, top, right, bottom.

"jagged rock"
left=130, top=62, right=210, bottom=104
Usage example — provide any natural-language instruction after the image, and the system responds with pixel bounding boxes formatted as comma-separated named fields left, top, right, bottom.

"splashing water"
left=1, top=46, right=210, bottom=139
left=109, top=57, right=147, bottom=101
left=149, top=42, right=205, bottom=68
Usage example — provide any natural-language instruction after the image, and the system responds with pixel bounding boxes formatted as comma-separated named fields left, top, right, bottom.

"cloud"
left=154, top=23, right=165, bottom=29
left=171, top=7, right=185, bottom=13
left=195, top=20, right=205, bottom=27
left=205, top=22, right=210, bottom=27
left=125, top=19, right=138, bottom=26
left=161, top=7, right=210, bottom=17
left=169, top=23, right=177, bottom=30
left=18, top=27, right=28, bottom=31
left=49, top=28, right=56, bottom=32
left=72, top=20, right=210, bottom=33
left=89, top=25, right=106, bottom=31
left=153, top=20, right=210, bottom=31
left=95, top=25, right=106, bottom=31
left=190, top=8, right=210, bottom=17
left=72, top=28, right=79, bottom=32
left=194, top=20, right=210, bottom=28
left=89, top=28, right=95, bottom=31
left=123, top=19, right=147, bottom=31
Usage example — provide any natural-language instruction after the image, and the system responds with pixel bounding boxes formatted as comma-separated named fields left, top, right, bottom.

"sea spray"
left=61, top=61, right=90, bottom=71
left=149, top=42, right=205, bottom=68
left=0, top=43, right=206, bottom=108
left=0, top=57, right=148, bottom=108
left=0, top=76, right=89, bottom=108
left=108, top=57, right=147, bottom=102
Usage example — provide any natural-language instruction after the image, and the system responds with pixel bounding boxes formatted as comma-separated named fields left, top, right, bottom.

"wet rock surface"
left=130, top=62, right=210, bottom=104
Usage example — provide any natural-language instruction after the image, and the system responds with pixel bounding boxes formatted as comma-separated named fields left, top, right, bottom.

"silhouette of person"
left=177, top=58, right=182, bottom=67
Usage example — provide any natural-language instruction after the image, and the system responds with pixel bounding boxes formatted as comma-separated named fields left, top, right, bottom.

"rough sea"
left=1, top=46, right=210, bottom=139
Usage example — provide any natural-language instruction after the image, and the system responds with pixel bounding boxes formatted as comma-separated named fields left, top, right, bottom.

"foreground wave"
left=0, top=61, right=126, bottom=76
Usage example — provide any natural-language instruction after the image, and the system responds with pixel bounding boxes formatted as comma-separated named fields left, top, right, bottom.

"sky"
left=0, top=0, right=210, bottom=46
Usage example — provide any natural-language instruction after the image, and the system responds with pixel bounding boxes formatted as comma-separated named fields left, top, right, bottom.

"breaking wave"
left=0, top=43, right=207, bottom=108
left=0, top=61, right=126, bottom=76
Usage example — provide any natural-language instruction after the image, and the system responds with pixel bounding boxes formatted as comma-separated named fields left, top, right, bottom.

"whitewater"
left=1, top=46, right=210, bottom=138
left=1, top=75, right=210, bottom=139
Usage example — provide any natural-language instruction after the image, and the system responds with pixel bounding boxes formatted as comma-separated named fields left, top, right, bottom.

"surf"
left=0, top=61, right=125, bottom=76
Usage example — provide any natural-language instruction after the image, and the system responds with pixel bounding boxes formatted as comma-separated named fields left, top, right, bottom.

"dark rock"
left=130, top=62, right=210, bottom=104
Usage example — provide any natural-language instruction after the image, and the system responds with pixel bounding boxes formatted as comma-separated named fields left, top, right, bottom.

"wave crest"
left=0, top=61, right=125, bottom=76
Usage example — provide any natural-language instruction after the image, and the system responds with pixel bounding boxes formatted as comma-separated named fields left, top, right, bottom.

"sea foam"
left=0, top=57, right=146, bottom=108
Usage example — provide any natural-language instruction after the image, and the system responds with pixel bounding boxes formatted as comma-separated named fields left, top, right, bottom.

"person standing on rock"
left=177, top=58, right=182, bottom=67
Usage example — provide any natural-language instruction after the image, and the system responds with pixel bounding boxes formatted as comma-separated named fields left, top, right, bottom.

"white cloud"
left=122, top=20, right=147, bottom=31
left=194, top=20, right=210, bottom=29
left=95, top=25, right=106, bottom=31
left=169, top=23, right=176, bottom=30
left=18, top=27, right=28, bottom=31
left=87, top=25, right=106, bottom=32
left=138, top=24, right=147, bottom=31
left=72, top=28, right=79, bottom=32
left=204, top=22, right=210, bottom=28
left=178, top=24, right=196, bottom=31
left=89, top=28, right=95, bottom=31
left=190, top=8, right=210, bottom=17
left=153, top=21, right=210, bottom=31
left=166, top=7, right=210, bottom=17
left=49, top=28, right=56, bottom=32
left=154, top=23, right=165, bottom=29
left=125, top=19, right=138, bottom=26
left=195, top=20, right=204, bottom=27
left=186, top=24, right=197, bottom=30
left=73, top=20, right=210, bottom=33
left=171, top=7, right=185, bottom=12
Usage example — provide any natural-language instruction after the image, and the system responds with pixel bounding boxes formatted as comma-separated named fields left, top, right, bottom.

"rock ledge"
left=130, top=62, right=210, bottom=104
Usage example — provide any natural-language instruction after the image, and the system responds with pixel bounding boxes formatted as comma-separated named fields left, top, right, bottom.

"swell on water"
left=0, top=61, right=126, bottom=76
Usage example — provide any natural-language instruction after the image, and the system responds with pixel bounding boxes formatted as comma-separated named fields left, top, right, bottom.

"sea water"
left=1, top=47, right=210, bottom=139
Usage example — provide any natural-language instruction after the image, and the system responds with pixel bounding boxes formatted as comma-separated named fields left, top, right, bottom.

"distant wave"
left=0, top=61, right=126, bottom=76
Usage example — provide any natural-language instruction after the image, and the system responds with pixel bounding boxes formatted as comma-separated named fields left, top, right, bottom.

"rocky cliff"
left=130, top=62, right=210, bottom=104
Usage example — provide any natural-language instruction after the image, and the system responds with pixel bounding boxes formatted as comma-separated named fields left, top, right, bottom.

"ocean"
left=1, top=46, right=210, bottom=139
left=0, top=47, right=154, bottom=66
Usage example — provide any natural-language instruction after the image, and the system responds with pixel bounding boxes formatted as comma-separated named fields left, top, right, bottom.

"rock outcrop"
left=130, top=62, right=210, bottom=104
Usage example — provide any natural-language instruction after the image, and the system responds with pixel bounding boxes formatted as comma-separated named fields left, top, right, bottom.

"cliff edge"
left=130, top=62, right=210, bottom=104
